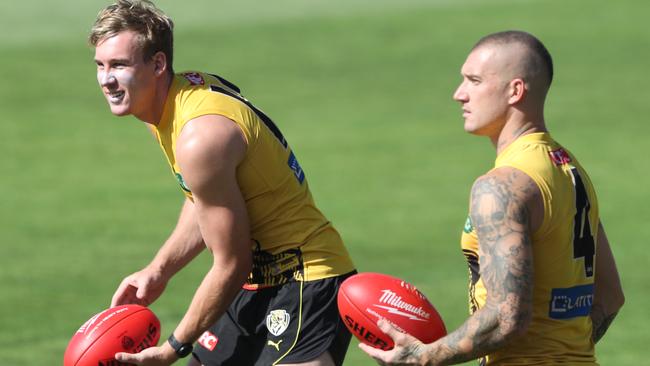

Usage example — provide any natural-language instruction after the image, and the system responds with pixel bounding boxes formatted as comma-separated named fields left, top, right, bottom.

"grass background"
left=1, top=0, right=648, bottom=365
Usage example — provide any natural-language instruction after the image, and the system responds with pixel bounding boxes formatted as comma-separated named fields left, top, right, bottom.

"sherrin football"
left=64, top=304, right=161, bottom=366
left=337, top=272, right=446, bottom=350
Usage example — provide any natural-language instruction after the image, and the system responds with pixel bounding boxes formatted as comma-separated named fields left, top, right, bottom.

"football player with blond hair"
left=89, top=1, right=356, bottom=365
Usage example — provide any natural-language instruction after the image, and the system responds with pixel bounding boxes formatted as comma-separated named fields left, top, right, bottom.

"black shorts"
left=192, top=271, right=356, bottom=366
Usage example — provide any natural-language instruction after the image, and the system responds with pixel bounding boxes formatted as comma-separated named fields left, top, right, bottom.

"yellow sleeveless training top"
left=461, top=133, right=599, bottom=365
left=152, top=71, right=355, bottom=287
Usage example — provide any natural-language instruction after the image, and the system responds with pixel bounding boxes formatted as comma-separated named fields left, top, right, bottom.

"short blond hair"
left=89, top=0, right=174, bottom=73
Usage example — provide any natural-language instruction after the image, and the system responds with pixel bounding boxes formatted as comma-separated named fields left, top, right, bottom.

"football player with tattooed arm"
left=88, top=1, right=356, bottom=366
left=361, top=31, right=624, bottom=365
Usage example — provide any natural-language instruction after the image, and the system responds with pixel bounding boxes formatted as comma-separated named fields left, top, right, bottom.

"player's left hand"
left=359, top=319, right=429, bottom=366
left=115, top=343, right=178, bottom=366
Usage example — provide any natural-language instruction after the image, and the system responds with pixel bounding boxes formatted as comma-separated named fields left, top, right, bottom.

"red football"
left=63, top=304, right=161, bottom=366
left=337, top=272, right=446, bottom=350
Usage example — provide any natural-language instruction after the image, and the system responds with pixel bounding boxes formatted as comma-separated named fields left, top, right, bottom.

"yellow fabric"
left=153, top=72, right=354, bottom=286
left=461, top=133, right=599, bottom=365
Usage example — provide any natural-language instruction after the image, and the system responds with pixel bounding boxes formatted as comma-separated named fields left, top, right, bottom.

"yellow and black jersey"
left=153, top=71, right=355, bottom=287
left=461, top=133, right=599, bottom=365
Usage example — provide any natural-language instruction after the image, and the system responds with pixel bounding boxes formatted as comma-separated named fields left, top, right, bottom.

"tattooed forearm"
left=592, top=310, right=618, bottom=343
left=427, top=304, right=502, bottom=365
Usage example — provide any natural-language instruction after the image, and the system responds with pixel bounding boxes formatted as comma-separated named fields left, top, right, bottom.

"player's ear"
left=152, top=51, right=168, bottom=76
left=508, top=78, right=526, bottom=105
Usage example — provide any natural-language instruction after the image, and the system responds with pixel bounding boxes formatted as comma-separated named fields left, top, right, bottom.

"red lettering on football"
left=63, top=304, right=161, bottom=366
left=337, top=272, right=446, bottom=350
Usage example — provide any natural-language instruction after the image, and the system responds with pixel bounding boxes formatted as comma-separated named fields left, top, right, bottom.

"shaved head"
left=453, top=31, right=553, bottom=142
left=472, top=31, right=553, bottom=96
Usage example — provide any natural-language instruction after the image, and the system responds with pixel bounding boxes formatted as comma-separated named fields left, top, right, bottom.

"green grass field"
left=1, top=0, right=649, bottom=364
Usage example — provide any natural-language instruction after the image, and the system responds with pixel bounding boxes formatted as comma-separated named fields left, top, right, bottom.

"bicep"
left=470, top=169, right=535, bottom=319
left=175, top=115, right=250, bottom=255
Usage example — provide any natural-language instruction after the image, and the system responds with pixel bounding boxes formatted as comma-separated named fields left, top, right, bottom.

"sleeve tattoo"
left=427, top=172, right=535, bottom=364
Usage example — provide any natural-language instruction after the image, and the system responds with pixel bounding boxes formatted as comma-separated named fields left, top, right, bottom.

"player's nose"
left=99, top=71, right=118, bottom=87
left=452, top=84, right=468, bottom=102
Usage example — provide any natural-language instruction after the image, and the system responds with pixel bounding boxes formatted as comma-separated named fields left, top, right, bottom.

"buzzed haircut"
left=89, top=0, right=175, bottom=74
left=473, top=30, right=554, bottom=90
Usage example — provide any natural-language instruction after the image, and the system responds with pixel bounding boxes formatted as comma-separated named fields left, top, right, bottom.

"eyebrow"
left=462, top=72, right=481, bottom=80
left=94, top=58, right=131, bottom=64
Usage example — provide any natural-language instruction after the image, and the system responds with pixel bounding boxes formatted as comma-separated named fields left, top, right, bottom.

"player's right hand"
left=111, top=267, right=168, bottom=307
left=359, top=319, right=430, bottom=366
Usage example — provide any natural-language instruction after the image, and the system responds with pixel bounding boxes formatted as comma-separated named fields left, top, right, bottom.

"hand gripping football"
left=63, top=304, right=161, bottom=366
left=337, top=272, right=446, bottom=350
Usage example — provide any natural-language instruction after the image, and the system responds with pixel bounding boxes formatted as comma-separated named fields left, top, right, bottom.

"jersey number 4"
left=569, top=167, right=595, bottom=278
